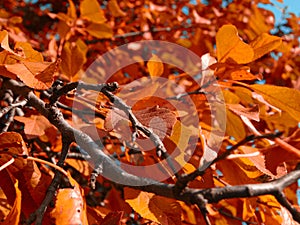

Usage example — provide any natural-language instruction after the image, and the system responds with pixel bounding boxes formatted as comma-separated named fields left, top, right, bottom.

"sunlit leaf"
left=85, top=23, right=113, bottom=39
left=227, top=104, right=260, bottom=122
left=216, top=24, right=254, bottom=64
left=124, top=188, right=182, bottom=224
left=80, top=0, right=106, bottom=24
left=250, top=84, right=300, bottom=121
left=250, top=33, right=282, bottom=61
left=147, top=54, right=164, bottom=77
left=108, top=0, right=126, bottom=17
left=14, top=42, right=43, bottom=62
left=49, top=176, right=88, bottom=225
left=67, top=0, right=77, bottom=19
left=0, top=30, right=14, bottom=53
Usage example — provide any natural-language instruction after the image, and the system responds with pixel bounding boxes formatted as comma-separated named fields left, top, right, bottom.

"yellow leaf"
left=124, top=188, right=182, bottom=225
left=147, top=54, right=164, bottom=77
left=80, top=0, right=106, bottom=24
left=250, top=33, right=282, bottom=61
left=0, top=30, right=14, bottom=53
left=108, top=0, right=126, bottom=17
left=67, top=0, right=77, bottom=19
left=85, top=23, right=113, bottom=39
left=226, top=109, right=246, bottom=141
left=14, top=42, right=43, bottom=62
left=216, top=25, right=254, bottom=64
left=234, top=158, right=263, bottom=179
left=169, top=121, right=196, bottom=167
left=250, top=84, right=300, bottom=121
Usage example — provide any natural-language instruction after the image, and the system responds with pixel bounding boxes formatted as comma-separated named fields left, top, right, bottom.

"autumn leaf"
left=0, top=175, right=21, bottom=225
left=67, top=0, right=77, bottom=19
left=60, top=39, right=87, bottom=79
left=227, top=104, right=260, bottom=122
left=250, top=84, right=300, bottom=121
left=124, top=188, right=182, bottom=225
left=80, top=0, right=106, bottom=24
left=147, top=54, right=164, bottom=77
left=49, top=175, right=88, bottom=225
left=105, top=106, right=177, bottom=140
left=101, top=211, right=123, bottom=225
left=167, top=121, right=198, bottom=169
left=225, top=109, right=247, bottom=141
left=85, top=23, right=113, bottom=39
left=0, top=132, right=52, bottom=217
left=0, top=30, right=14, bottom=53
left=14, top=115, right=55, bottom=139
left=108, top=0, right=126, bottom=17
left=250, top=33, right=282, bottom=61
left=14, top=42, right=43, bottom=62
left=0, top=61, right=58, bottom=90
left=216, top=24, right=254, bottom=64
left=134, top=106, right=177, bottom=138
left=0, top=132, right=29, bottom=172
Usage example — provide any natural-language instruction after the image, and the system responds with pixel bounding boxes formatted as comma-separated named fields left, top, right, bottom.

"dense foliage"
left=0, top=0, right=300, bottom=224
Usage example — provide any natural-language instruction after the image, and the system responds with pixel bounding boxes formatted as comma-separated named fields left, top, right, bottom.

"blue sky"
left=258, top=0, right=300, bottom=24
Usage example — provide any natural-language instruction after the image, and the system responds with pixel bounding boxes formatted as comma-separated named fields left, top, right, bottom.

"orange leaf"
left=230, top=69, right=262, bottom=81
left=14, top=115, right=55, bottom=139
left=0, top=176, right=21, bottom=225
left=80, top=0, right=106, bottom=24
left=134, top=106, right=177, bottom=138
left=60, top=39, right=87, bottom=79
left=216, top=24, right=254, bottom=64
left=169, top=121, right=198, bottom=168
left=263, top=143, right=300, bottom=176
left=0, top=132, right=52, bottom=217
left=105, top=188, right=132, bottom=214
left=147, top=54, right=164, bottom=77
left=14, top=42, right=43, bottom=62
left=124, top=187, right=182, bottom=224
left=250, top=33, right=282, bottom=61
left=0, top=61, right=57, bottom=90
left=67, top=0, right=77, bottom=19
left=0, top=30, right=14, bottom=53
left=101, top=211, right=123, bottom=225
left=49, top=176, right=88, bottom=225
left=225, top=109, right=246, bottom=141
left=108, top=0, right=126, bottom=17
left=85, top=23, right=113, bottom=39
left=250, top=84, right=300, bottom=121
left=0, top=132, right=28, bottom=172
left=227, top=104, right=260, bottom=122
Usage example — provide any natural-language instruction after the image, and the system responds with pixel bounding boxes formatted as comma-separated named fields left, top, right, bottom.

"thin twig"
left=175, top=132, right=283, bottom=193
left=27, top=135, right=71, bottom=225
left=4, top=79, right=300, bottom=223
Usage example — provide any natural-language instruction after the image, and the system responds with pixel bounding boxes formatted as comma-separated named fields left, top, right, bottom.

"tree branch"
left=4, top=79, right=300, bottom=223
